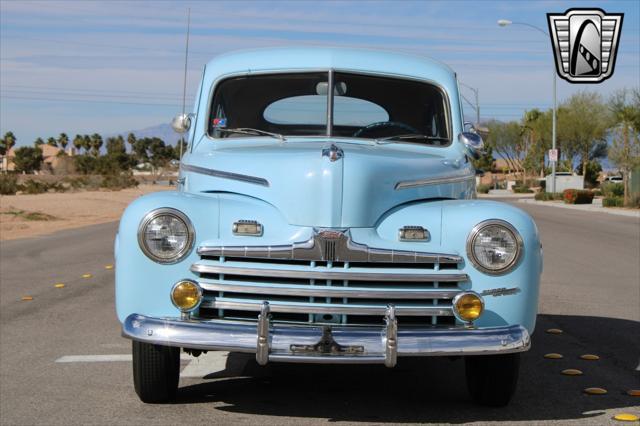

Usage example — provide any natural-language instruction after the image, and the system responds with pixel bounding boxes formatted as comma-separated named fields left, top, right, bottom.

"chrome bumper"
left=122, top=309, right=530, bottom=367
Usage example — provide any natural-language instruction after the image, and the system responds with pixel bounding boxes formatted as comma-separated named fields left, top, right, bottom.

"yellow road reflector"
left=584, top=387, right=607, bottom=395
left=104, top=264, right=114, bottom=270
left=21, top=295, right=33, bottom=301
left=54, top=283, right=65, bottom=289
left=82, top=273, right=92, bottom=278
left=561, top=368, right=583, bottom=376
left=544, top=353, right=563, bottom=359
left=546, top=328, right=563, bottom=334
left=613, top=413, right=639, bottom=422
left=627, top=390, right=640, bottom=396
left=580, top=354, right=600, bottom=361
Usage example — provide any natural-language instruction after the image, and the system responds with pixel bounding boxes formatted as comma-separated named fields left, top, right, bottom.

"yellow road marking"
left=627, top=389, right=640, bottom=396
left=82, top=274, right=92, bottom=279
left=544, top=353, right=563, bottom=359
left=546, top=328, right=563, bottom=334
left=561, top=368, right=583, bottom=376
left=54, top=283, right=65, bottom=289
left=580, top=354, right=600, bottom=360
left=583, top=387, right=607, bottom=395
left=21, top=296, right=33, bottom=301
left=613, top=413, right=639, bottom=422
left=104, top=265, right=114, bottom=270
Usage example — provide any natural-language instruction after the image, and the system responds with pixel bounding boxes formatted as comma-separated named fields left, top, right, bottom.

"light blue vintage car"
left=116, top=47, right=542, bottom=406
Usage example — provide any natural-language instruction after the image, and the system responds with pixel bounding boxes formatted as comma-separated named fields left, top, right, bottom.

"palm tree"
left=83, top=135, right=91, bottom=154
left=127, top=133, right=136, bottom=152
left=47, top=137, right=57, bottom=147
left=58, top=133, right=69, bottom=151
left=1, top=131, right=17, bottom=155
left=90, top=133, right=103, bottom=157
left=73, top=134, right=83, bottom=154
left=34, top=137, right=45, bottom=147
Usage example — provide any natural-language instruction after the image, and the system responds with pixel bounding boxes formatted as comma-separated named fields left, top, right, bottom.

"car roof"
left=203, top=47, right=457, bottom=87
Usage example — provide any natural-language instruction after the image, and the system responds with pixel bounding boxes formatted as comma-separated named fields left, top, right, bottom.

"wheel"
left=132, top=341, right=180, bottom=403
left=465, top=353, right=521, bottom=407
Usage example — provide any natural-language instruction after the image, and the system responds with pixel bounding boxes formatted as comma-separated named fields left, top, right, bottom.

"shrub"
left=476, top=184, right=491, bottom=194
left=512, top=185, right=534, bottom=193
left=591, top=189, right=602, bottom=197
left=100, top=173, right=138, bottom=190
left=563, top=189, right=594, bottom=204
left=19, top=179, right=49, bottom=194
left=602, top=197, right=624, bottom=207
left=535, top=192, right=564, bottom=201
left=601, top=182, right=624, bottom=197
left=0, top=174, right=19, bottom=195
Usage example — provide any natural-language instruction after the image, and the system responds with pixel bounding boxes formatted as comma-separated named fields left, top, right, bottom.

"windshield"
left=209, top=71, right=450, bottom=144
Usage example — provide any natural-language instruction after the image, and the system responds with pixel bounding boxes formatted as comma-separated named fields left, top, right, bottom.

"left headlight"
left=137, top=208, right=194, bottom=264
left=466, top=219, right=523, bottom=275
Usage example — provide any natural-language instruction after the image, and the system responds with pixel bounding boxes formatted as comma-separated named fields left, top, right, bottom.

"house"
left=0, top=145, right=75, bottom=173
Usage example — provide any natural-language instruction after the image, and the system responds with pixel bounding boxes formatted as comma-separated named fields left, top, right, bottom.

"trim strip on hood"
left=395, top=174, right=474, bottom=190
left=182, top=163, right=270, bottom=187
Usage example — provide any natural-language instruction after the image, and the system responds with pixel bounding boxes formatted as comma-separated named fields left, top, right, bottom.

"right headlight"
left=137, top=208, right=194, bottom=264
left=466, top=219, right=523, bottom=275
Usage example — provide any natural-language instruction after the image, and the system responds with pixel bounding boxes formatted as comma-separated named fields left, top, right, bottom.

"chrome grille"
left=191, top=256, right=467, bottom=326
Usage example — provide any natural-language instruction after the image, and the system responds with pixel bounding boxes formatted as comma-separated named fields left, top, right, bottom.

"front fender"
left=115, top=191, right=219, bottom=323
left=441, top=199, right=542, bottom=333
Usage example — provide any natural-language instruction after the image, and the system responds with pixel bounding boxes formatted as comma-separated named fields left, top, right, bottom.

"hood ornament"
left=322, top=144, right=343, bottom=162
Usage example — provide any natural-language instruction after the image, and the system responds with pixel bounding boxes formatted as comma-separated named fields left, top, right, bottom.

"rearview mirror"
left=458, top=132, right=484, bottom=159
left=171, top=113, right=194, bottom=134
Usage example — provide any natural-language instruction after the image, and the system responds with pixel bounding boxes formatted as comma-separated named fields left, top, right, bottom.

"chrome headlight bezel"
left=466, top=219, right=524, bottom=275
left=137, top=208, right=195, bottom=264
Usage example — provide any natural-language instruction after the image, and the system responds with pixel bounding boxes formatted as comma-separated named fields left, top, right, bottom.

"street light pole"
left=498, top=19, right=557, bottom=193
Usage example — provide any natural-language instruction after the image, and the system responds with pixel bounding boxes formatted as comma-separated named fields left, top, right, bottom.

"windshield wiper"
left=375, top=134, right=449, bottom=144
left=217, top=127, right=286, bottom=141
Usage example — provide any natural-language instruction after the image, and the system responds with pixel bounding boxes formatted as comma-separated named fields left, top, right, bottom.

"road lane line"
left=180, top=352, right=229, bottom=378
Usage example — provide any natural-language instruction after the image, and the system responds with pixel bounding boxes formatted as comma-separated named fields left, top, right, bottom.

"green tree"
left=484, top=120, right=524, bottom=175
left=0, top=131, right=17, bottom=156
left=34, top=137, right=45, bottom=148
left=72, top=134, right=84, bottom=153
left=608, top=89, right=640, bottom=206
left=81, top=135, right=90, bottom=154
left=560, top=92, right=609, bottom=176
left=13, top=146, right=43, bottom=173
left=90, top=133, right=103, bottom=157
left=522, top=109, right=551, bottom=179
left=47, top=137, right=58, bottom=147
left=58, top=133, right=69, bottom=151
left=127, top=133, right=136, bottom=152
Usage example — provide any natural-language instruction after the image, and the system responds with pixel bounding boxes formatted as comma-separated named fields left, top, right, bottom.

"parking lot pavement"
left=0, top=202, right=638, bottom=425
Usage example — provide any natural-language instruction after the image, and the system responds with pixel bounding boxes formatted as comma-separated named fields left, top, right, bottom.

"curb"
left=518, top=199, right=640, bottom=218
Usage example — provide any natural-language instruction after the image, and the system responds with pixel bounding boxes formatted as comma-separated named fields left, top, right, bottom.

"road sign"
left=549, top=149, right=558, bottom=162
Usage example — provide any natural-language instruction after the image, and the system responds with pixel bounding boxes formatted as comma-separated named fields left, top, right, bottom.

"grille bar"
left=191, top=263, right=468, bottom=283
left=199, top=279, right=460, bottom=299
left=202, top=297, right=454, bottom=316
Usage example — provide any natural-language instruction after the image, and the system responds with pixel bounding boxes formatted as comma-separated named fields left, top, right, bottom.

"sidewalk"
left=518, top=198, right=640, bottom=218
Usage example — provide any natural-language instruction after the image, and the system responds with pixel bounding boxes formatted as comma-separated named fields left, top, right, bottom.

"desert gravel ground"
left=0, top=184, right=171, bottom=240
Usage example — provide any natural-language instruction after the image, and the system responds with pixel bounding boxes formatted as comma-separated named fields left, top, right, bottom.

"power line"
left=0, top=95, right=183, bottom=107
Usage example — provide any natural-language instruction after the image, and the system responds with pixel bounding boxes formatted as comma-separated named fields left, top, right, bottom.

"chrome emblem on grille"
left=547, top=8, right=623, bottom=83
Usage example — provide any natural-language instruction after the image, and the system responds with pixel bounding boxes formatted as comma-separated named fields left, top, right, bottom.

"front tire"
left=465, top=353, right=520, bottom=406
left=132, top=341, right=180, bottom=403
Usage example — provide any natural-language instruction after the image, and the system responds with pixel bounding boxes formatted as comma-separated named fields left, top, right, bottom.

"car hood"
left=182, top=140, right=474, bottom=227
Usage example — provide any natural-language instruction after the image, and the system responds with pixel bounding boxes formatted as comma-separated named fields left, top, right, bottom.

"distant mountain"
left=112, top=123, right=182, bottom=145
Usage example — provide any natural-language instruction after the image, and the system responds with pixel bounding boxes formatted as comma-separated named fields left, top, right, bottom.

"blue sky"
left=1, top=0, right=638, bottom=146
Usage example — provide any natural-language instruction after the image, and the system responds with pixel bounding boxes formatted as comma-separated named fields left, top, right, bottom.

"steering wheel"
left=352, top=121, right=420, bottom=138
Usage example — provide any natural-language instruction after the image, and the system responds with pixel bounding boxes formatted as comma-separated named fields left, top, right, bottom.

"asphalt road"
left=1, top=201, right=639, bottom=425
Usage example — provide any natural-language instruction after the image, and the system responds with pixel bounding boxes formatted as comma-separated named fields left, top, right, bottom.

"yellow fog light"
left=170, top=280, right=202, bottom=312
left=452, top=292, right=484, bottom=323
